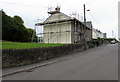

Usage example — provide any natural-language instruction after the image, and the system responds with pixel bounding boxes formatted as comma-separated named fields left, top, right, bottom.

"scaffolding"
left=33, top=20, right=90, bottom=44
left=32, top=11, right=92, bottom=44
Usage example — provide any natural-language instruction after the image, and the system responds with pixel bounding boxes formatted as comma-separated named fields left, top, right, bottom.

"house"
left=103, top=33, right=107, bottom=39
left=86, top=21, right=92, bottom=41
left=36, top=6, right=92, bottom=44
left=92, top=28, right=105, bottom=39
left=97, top=30, right=103, bottom=38
left=92, top=28, right=97, bottom=39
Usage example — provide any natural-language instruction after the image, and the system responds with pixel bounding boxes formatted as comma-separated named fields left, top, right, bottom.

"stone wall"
left=2, top=40, right=109, bottom=68
left=2, top=43, right=85, bottom=68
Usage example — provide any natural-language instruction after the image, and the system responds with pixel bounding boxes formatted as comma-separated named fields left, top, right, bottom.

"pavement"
left=2, top=43, right=118, bottom=80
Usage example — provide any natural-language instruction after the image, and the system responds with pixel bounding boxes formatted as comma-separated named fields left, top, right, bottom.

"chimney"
left=48, top=6, right=60, bottom=15
left=55, top=6, right=60, bottom=12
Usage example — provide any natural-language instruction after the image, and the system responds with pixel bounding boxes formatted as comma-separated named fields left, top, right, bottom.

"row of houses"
left=35, top=6, right=107, bottom=44
left=92, top=28, right=107, bottom=39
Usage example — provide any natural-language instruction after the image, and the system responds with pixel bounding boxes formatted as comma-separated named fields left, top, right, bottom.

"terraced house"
left=92, top=28, right=105, bottom=39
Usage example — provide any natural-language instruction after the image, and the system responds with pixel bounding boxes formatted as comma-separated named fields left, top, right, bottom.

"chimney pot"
left=55, top=6, right=60, bottom=12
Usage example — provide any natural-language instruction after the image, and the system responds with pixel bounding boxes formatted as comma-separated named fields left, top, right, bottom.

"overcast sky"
left=0, top=0, right=119, bottom=39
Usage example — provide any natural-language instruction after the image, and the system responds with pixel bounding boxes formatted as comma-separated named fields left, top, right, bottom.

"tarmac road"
left=3, top=44, right=118, bottom=80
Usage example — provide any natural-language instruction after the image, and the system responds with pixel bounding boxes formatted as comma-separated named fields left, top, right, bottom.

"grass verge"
left=1, top=41, right=65, bottom=49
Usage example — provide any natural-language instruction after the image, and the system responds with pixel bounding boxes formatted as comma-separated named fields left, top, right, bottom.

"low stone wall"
left=2, top=43, right=85, bottom=68
left=2, top=40, right=109, bottom=68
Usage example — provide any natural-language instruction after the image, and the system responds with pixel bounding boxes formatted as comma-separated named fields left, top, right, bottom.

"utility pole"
left=83, top=4, right=86, bottom=49
left=112, top=30, right=114, bottom=38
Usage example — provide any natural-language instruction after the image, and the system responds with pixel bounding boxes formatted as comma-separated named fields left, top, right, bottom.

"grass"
left=1, top=41, right=65, bottom=49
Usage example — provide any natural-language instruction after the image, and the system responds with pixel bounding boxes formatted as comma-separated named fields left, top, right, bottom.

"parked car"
left=111, top=40, right=116, bottom=44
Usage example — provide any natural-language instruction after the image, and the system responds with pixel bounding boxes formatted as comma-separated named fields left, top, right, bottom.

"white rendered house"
left=36, top=7, right=92, bottom=44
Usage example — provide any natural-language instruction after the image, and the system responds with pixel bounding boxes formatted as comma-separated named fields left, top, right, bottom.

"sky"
left=0, top=0, right=119, bottom=39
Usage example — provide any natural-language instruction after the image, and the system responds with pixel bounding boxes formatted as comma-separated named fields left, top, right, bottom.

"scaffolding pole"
left=31, top=25, right=36, bottom=42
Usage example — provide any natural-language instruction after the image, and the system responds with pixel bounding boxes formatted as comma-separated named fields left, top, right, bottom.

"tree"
left=13, top=15, right=24, bottom=24
left=2, top=11, right=37, bottom=42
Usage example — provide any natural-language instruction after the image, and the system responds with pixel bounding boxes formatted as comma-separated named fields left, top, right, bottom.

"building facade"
left=92, top=28, right=105, bottom=39
left=92, top=28, right=97, bottom=39
left=103, top=33, right=107, bottom=39
left=86, top=21, right=93, bottom=41
left=36, top=7, right=92, bottom=44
